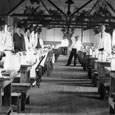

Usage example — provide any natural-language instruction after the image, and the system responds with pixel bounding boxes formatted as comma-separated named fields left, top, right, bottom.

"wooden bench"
left=97, top=73, right=110, bottom=99
left=11, top=83, right=30, bottom=111
left=35, top=56, right=45, bottom=87
left=92, top=71, right=99, bottom=86
left=0, top=106, right=12, bottom=115
left=2, top=92, right=21, bottom=113
left=98, top=81, right=110, bottom=99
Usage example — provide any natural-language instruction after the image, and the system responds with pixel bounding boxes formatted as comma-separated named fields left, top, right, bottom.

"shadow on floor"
left=52, top=91, right=102, bottom=100
left=25, top=89, right=108, bottom=114
left=42, top=79, right=93, bottom=87
left=23, top=55, right=109, bottom=115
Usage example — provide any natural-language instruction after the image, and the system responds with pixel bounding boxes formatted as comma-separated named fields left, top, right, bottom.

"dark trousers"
left=61, top=47, right=67, bottom=55
left=67, top=48, right=77, bottom=66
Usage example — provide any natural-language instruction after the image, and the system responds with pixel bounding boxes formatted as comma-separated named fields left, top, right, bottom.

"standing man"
left=13, top=24, right=25, bottom=52
left=66, top=36, right=81, bottom=66
left=98, top=25, right=111, bottom=58
left=61, top=35, right=69, bottom=55
left=24, top=28, right=31, bottom=51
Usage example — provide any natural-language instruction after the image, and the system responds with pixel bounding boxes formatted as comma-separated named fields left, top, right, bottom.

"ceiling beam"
left=26, top=21, right=83, bottom=28
left=26, top=18, right=115, bottom=25
left=26, top=19, right=115, bottom=28
left=11, top=13, right=62, bottom=18
left=12, top=13, right=115, bottom=21
left=39, top=0, right=50, bottom=14
left=47, top=0, right=67, bottom=17
left=8, top=0, right=12, bottom=10
left=105, top=1, right=115, bottom=14
left=7, top=0, right=26, bottom=15
left=26, top=22, right=84, bottom=28
left=71, top=0, right=94, bottom=17
left=88, top=0, right=99, bottom=15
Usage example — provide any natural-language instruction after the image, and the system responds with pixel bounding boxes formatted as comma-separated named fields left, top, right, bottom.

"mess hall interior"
left=1, top=0, right=115, bottom=115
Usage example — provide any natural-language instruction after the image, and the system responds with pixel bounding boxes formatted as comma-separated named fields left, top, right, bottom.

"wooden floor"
left=13, top=55, right=109, bottom=115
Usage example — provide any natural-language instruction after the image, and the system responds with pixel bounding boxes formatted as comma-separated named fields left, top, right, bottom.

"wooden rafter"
left=7, top=0, right=26, bottom=15
left=47, top=0, right=66, bottom=17
left=71, top=0, right=94, bottom=17
left=10, top=13, right=62, bottom=19
left=39, top=0, right=50, bottom=14
left=105, top=0, right=115, bottom=14
left=8, top=0, right=12, bottom=10
left=88, top=0, right=99, bottom=15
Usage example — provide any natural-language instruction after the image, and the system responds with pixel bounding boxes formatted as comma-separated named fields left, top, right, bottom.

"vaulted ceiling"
left=1, top=0, right=115, bottom=31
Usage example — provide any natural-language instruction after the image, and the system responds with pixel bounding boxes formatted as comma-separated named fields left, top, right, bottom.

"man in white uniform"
left=4, top=25, right=14, bottom=51
left=98, top=25, right=111, bottom=57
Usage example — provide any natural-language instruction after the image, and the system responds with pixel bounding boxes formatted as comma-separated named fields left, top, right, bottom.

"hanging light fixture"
left=65, top=0, right=74, bottom=4
left=65, top=0, right=74, bottom=15
left=30, top=0, right=40, bottom=4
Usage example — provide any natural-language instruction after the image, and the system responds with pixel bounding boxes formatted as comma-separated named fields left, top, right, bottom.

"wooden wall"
left=40, top=28, right=95, bottom=46
left=83, top=29, right=95, bottom=46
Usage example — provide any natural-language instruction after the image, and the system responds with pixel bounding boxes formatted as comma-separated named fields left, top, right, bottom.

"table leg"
left=3, top=83, right=11, bottom=106
left=20, top=71, right=30, bottom=83
left=0, top=89, right=2, bottom=106
left=110, top=105, right=115, bottom=114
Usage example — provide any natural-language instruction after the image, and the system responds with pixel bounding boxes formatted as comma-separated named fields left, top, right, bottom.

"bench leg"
left=110, top=105, right=115, bottom=114
left=21, top=93, right=26, bottom=111
left=88, top=67, right=92, bottom=79
left=16, top=96, right=21, bottom=113
left=98, top=83, right=106, bottom=99
left=26, top=96, right=30, bottom=104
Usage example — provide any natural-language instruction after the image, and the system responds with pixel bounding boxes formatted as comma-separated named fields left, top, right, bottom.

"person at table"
left=0, top=24, right=6, bottom=60
left=35, top=29, right=44, bottom=49
left=112, top=28, right=115, bottom=47
left=13, top=24, right=26, bottom=52
left=4, top=25, right=14, bottom=51
left=98, top=25, right=111, bottom=57
left=61, top=35, right=69, bottom=55
left=94, top=29, right=101, bottom=50
left=66, top=36, right=81, bottom=66
left=29, top=27, right=44, bottom=49
left=36, top=36, right=44, bottom=49
left=24, top=28, right=31, bottom=51
left=0, top=24, right=5, bottom=51
left=29, top=26, right=35, bottom=49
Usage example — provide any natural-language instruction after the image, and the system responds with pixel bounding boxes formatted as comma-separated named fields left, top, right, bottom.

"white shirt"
left=30, top=31, right=44, bottom=49
left=112, top=30, right=115, bottom=46
left=0, top=32, right=5, bottom=51
left=71, top=40, right=82, bottom=51
left=30, top=31, right=35, bottom=49
left=4, top=31, right=14, bottom=51
left=24, top=35, right=31, bottom=50
left=39, top=38, right=44, bottom=48
left=61, top=38, right=69, bottom=47
left=94, top=33, right=101, bottom=49
left=34, top=32, right=38, bottom=48
left=98, top=32, right=111, bottom=55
